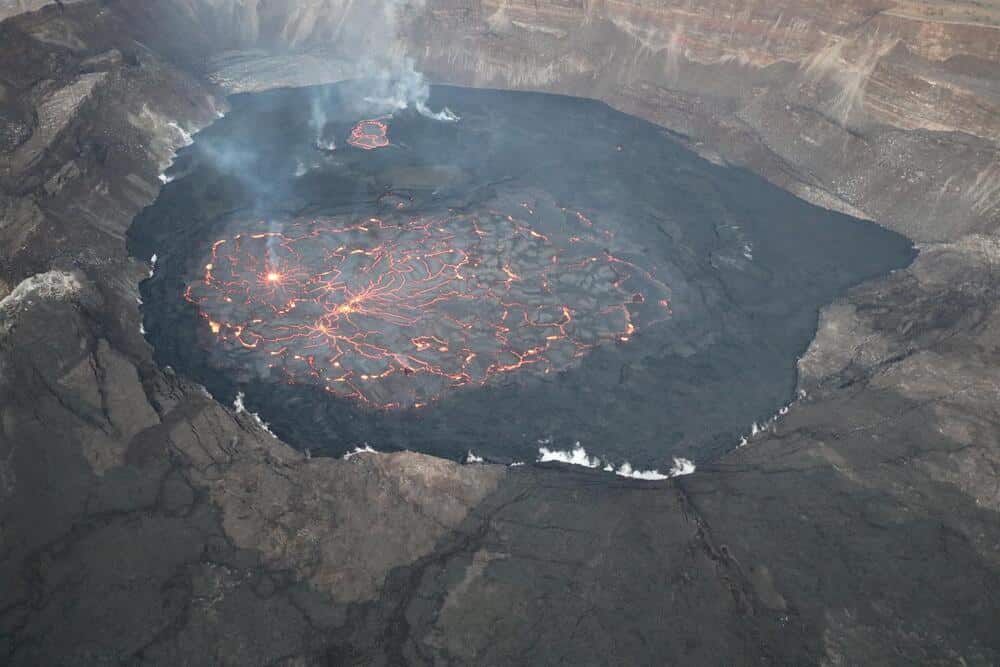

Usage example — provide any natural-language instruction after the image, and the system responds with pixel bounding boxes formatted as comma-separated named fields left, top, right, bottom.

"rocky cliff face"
left=1, top=1, right=999, bottom=664
left=417, top=1, right=1000, bottom=242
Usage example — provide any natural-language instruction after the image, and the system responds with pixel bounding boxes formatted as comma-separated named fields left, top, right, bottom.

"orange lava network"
left=184, top=200, right=671, bottom=409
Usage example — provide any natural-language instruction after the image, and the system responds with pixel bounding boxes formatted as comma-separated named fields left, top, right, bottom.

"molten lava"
left=184, top=197, right=671, bottom=408
left=347, top=119, right=390, bottom=150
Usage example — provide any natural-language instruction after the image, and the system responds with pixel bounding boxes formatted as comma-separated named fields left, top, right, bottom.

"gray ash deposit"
left=130, top=84, right=914, bottom=468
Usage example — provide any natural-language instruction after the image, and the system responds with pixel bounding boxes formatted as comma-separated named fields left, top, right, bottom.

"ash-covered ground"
left=131, top=84, right=914, bottom=468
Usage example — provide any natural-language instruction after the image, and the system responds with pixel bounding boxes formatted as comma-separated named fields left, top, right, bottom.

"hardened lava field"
left=185, top=198, right=671, bottom=409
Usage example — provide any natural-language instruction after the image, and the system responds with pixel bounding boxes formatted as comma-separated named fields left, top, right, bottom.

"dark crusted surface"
left=0, top=2, right=998, bottom=665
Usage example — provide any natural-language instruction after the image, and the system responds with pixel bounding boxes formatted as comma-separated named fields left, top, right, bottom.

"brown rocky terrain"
left=0, top=0, right=998, bottom=664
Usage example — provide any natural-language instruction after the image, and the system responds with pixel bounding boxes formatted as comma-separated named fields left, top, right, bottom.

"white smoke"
left=616, top=462, right=670, bottom=481
left=369, top=0, right=457, bottom=120
left=310, top=91, right=333, bottom=147
left=738, top=398, right=799, bottom=449
left=343, top=444, right=379, bottom=459
left=232, top=391, right=277, bottom=438
left=309, top=0, right=458, bottom=141
left=536, top=441, right=694, bottom=480
left=358, top=56, right=459, bottom=121
left=668, top=458, right=696, bottom=477
left=538, top=442, right=602, bottom=468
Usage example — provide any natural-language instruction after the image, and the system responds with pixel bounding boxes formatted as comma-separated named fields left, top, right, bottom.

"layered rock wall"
left=98, top=0, right=1000, bottom=240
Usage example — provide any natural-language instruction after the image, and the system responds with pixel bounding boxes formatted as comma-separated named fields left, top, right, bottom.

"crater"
left=130, top=84, right=915, bottom=469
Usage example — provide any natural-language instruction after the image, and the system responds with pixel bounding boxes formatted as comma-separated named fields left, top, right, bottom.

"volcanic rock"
left=0, top=1, right=997, bottom=665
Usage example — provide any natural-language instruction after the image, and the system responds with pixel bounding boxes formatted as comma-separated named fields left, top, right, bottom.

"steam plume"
left=309, top=0, right=458, bottom=144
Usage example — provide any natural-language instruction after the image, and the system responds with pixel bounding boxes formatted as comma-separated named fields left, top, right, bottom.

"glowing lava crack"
left=185, top=198, right=672, bottom=409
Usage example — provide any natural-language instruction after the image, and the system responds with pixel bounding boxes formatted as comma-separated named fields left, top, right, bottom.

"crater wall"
left=109, top=0, right=1000, bottom=241
left=1, top=2, right=999, bottom=664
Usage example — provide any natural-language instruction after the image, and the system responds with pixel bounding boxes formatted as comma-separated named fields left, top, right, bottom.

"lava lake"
left=130, top=83, right=915, bottom=470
